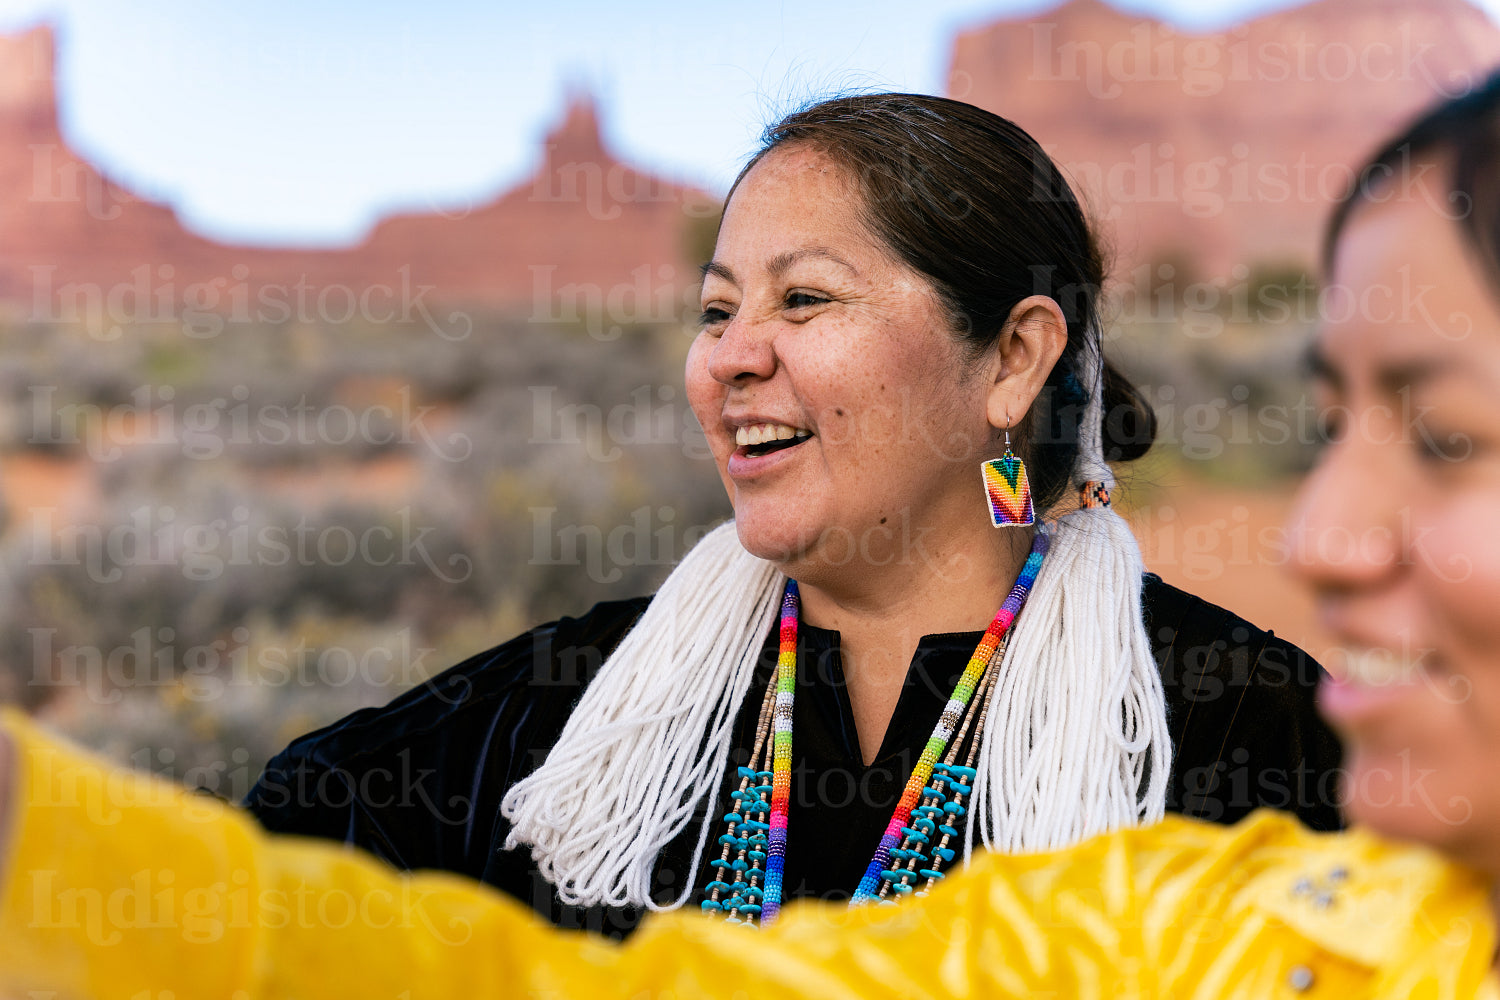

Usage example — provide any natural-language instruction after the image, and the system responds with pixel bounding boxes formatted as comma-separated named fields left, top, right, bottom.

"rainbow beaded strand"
left=850, top=529, right=1048, bottom=903
left=758, top=580, right=800, bottom=925
left=741, top=530, right=1049, bottom=926
left=878, top=655, right=999, bottom=898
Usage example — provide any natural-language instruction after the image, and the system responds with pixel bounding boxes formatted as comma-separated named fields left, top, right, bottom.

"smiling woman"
left=241, top=93, right=1341, bottom=937
left=1292, top=81, right=1500, bottom=865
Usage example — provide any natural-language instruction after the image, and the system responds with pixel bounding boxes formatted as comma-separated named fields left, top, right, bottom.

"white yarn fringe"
left=500, top=520, right=782, bottom=910
left=967, top=509, right=1172, bottom=855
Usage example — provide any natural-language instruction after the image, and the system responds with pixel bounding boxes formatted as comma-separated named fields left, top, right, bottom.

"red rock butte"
left=4, top=1, right=1500, bottom=327
left=0, top=25, right=717, bottom=327
left=949, top=0, right=1500, bottom=282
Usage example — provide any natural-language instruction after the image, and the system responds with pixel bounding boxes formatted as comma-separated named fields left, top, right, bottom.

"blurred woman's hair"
left=725, top=93, right=1155, bottom=512
left=1325, top=70, right=1500, bottom=290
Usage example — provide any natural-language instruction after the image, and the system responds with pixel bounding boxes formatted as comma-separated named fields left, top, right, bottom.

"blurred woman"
left=1289, top=75, right=1500, bottom=880
left=241, top=93, right=1337, bottom=936
left=7, top=74, right=1500, bottom=1000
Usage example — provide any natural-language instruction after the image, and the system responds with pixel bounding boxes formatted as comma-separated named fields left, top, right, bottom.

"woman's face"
left=1292, top=178, right=1500, bottom=871
left=686, top=146, right=998, bottom=581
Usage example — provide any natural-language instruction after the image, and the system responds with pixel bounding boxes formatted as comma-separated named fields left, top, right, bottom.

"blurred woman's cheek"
left=1423, top=492, right=1500, bottom=642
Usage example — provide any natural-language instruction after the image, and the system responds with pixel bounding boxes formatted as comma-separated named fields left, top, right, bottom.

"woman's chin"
left=732, top=519, right=807, bottom=567
left=729, top=507, right=835, bottom=566
left=1338, top=748, right=1479, bottom=855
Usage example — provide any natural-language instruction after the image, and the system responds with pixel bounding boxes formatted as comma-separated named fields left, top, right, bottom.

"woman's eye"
left=699, top=307, right=732, bottom=327
left=785, top=292, right=828, bottom=310
left=1314, top=409, right=1344, bottom=447
left=1417, top=427, right=1476, bottom=464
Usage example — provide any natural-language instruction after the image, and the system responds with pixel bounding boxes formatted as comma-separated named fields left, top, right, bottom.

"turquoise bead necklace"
left=699, top=628, right=1009, bottom=925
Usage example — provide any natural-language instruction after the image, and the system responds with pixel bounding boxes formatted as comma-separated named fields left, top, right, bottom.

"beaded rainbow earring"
left=981, top=430, right=1034, bottom=527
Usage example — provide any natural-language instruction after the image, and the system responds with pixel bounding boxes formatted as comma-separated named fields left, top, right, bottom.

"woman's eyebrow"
left=1305, top=345, right=1466, bottom=394
left=1373, top=359, right=1464, bottom=395
left=700, top=260, right=736, bottom=285
left=699, top=248, right=859, bottom=288
left=766, top=247, right=858, bottom=278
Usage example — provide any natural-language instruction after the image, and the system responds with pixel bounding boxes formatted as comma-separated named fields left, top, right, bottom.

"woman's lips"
left=726, top=435, right=812, bottom=478
left=1318, top=671, right=1419, bottom=725
left=1317, top=648, right=1426, bottom=726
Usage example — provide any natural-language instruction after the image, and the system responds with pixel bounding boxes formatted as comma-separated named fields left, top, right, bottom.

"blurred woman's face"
left=686, top=146, right=998, bottom=583
left=1291, top=176, right=1500, bottom=872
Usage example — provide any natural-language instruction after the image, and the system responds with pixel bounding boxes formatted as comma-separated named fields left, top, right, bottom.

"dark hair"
left=1325, top=70, right=1500, bottom=290
left=723, top=93, right=1154, bottom=512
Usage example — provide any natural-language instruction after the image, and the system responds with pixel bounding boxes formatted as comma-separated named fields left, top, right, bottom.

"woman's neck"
left=792, top=526, right=1034, bottom=765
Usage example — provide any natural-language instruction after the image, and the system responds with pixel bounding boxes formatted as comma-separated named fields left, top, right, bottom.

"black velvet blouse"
left=246, top=574, right=1343, bottom=939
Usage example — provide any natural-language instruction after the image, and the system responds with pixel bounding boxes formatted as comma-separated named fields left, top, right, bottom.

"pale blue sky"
left=3, top=0, right=1496, bottom=246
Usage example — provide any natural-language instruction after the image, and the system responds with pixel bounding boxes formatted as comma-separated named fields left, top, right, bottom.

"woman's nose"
left=706, top=315, right=778, bottom=387
left=1287, top=437, right=1402, bottom=593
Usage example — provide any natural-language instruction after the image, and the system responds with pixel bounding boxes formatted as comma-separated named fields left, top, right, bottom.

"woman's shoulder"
left=1141, top=572, right=1320, bottom=685
left=1142, top=575, right=1343, bottom=830
left=243, top=595, right=653, bottom=863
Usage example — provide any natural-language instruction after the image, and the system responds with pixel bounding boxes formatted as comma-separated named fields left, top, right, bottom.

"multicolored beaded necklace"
left=699, top=529, right=1050, bottom=926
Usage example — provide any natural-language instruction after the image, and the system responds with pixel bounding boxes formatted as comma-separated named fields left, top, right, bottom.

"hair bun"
left=1100, top=360, right=1155, bottom=463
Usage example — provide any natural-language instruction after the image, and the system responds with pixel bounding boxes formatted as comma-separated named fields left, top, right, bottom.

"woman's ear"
left=984, top=295, right=1069, bottom=431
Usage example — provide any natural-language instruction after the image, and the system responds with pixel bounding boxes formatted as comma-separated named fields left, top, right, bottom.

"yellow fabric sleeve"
left=0, top=710, right=1493, bottom=999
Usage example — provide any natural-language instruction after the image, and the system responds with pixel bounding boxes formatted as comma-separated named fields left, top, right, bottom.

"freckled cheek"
left=793, top=364, right=859, bottom=448
left=684, top=358, right=730, bottom=459
left=830, top=393, right=921, bottom=453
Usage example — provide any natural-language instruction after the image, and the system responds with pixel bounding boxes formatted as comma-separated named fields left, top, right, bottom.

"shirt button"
left=1288, top=965, right=1315, bottom=991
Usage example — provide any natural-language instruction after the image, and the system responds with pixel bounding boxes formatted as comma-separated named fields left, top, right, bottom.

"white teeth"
left=1337, top=648, right=1422, bottom=686
left=735, top=423, right=810, bottom=447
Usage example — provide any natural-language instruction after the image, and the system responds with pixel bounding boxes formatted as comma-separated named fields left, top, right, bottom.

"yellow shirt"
left=0, top=712, right=1495, bottom=999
